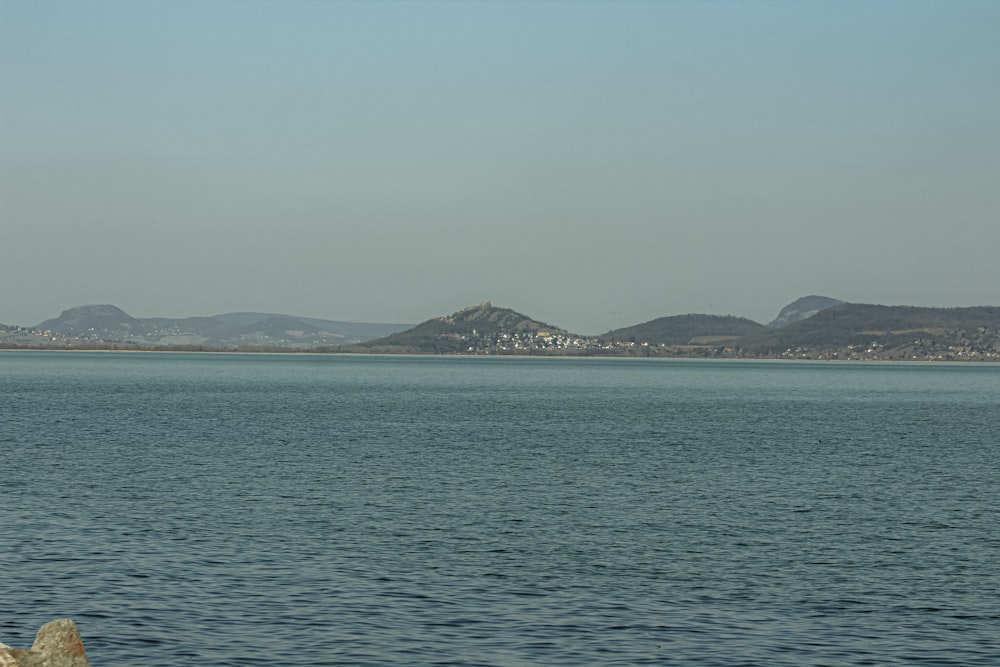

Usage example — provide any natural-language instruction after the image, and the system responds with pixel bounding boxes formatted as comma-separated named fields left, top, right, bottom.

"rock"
left=0, top=642, right=18, bottom=667
left=0, top=620, right=91, bottom=667
left=767, top=294, right=844, bottom=328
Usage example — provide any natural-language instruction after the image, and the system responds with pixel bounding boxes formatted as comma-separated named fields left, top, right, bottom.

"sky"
left=2, top=1, right=998, bottom=334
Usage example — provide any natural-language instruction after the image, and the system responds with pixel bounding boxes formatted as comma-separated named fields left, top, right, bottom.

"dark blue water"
left=2, top=352, right=999, bottom=665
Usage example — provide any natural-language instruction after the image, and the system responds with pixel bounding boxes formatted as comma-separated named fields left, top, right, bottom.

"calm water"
left=2, top=352, right=998, bottom=666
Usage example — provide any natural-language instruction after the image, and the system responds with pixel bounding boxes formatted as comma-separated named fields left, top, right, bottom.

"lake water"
left=1, top=352, right=998, bottom=666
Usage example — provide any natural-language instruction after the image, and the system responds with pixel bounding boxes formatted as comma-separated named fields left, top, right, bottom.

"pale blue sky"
left=2, top=1, right=998, bottom=333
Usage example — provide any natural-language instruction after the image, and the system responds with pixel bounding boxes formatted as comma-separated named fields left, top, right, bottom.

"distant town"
left=358, top=324, right=1000, bottom=362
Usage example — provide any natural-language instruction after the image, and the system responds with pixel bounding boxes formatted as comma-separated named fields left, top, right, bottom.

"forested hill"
left=599, top=314, right=765, bottom=345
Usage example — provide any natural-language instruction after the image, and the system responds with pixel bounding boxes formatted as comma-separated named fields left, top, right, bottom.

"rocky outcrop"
left=0, top=619, right=91, bottom=667
left=766, top=295, right=844, bottom=328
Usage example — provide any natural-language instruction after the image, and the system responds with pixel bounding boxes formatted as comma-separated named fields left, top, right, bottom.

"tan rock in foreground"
left=0, top=620, right=91, bottom=667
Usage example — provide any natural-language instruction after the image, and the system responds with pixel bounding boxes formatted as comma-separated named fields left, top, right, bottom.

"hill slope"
left=600, top=314, right=765, bottom=345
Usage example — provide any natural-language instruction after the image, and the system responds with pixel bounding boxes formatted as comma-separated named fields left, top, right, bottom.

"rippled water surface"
left=2, top=352, right=999, bottom=665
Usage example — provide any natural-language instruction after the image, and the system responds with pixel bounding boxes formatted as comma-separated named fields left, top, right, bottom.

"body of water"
left=2, top=352, right=998, bottom=665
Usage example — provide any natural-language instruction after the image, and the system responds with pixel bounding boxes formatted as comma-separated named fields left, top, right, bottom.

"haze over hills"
left=28, top=304, right=411, bottom=348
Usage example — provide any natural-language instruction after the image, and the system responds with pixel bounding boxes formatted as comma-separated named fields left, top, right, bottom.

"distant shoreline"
left=2, top=345, right=997, bottom=363
left=9, top=300, right=999, bottom=361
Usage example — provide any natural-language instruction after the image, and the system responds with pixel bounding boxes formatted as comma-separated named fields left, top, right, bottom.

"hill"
left=357, top=302, right=592, bottom=354
left=599, top=314, right=765, bottom=345
left=37, top=304, right=142, bottom=337
left=740, top=303, right=1000, bottom=359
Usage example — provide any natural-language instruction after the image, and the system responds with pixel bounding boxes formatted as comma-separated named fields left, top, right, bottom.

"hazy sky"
left=2, top=1, right=998, bottom=333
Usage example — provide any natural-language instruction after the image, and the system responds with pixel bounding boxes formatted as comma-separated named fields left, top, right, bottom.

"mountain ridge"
left=5, top=298, right=1000, bottom=360
left=354, top=300, right=1000, bottom=359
